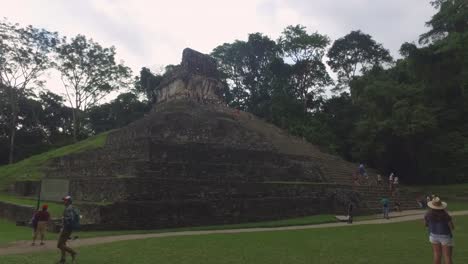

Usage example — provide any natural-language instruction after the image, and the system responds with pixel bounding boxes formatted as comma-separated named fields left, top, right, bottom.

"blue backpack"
left=71, top=208, right=81, bottom=230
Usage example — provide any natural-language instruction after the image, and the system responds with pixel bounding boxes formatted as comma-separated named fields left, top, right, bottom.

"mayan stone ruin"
left=39, top=48, right=417, bottom=230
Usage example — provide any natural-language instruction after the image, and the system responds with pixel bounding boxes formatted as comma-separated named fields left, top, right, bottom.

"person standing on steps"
left=381, top=196, right=390, bottom=219
left=353, top=172, right=359, bottom=186
left=358, top=163, right=368, bottom=182
left=388, top=173, right=394, bottom=192
left=425, top=197, right=454, bottom=264
left=57, top=196, right=78, bottom=264
left=32, top=204, right=50, bottom=246
left=393, top=176, right=400, bottom=197
left=394, top=200, right=401, bottom=213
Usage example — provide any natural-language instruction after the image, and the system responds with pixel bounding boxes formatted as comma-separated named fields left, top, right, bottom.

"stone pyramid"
left=43, top=48, right=417, bottom=230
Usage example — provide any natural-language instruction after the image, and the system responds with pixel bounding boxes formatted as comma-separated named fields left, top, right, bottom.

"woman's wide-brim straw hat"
left=427, top=197, right=447, bottom=210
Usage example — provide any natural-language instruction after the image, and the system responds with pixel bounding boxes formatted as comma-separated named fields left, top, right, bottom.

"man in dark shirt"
left=57, top=196, right=77, bottom=264
left=32, top=204, right=50, bottom=246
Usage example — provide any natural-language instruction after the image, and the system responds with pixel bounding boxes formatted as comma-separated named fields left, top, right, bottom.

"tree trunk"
left=72, top=108, right=78, bottom=142
left=8, top=113, right=17, bottom=164
left=7, top=88, right=18, bottom=164
left=303, top=98, right=308, bottom=114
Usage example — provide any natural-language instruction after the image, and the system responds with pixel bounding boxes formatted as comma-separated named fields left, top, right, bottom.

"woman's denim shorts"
left=429, top=233, right=453, bottom=246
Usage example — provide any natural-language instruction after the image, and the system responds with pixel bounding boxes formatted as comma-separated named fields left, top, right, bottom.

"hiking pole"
left=36, top=180, right=42, bottom=211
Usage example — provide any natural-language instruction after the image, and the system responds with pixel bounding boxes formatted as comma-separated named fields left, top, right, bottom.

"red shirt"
left=34, top=211, right=50, bottom=221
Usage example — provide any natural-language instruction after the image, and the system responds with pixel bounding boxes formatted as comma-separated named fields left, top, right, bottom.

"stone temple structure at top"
left=44, top=48, right=416, bottom=229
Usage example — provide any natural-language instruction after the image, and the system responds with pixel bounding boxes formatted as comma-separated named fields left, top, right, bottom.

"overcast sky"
left=1, top=0, right=436, bottom=97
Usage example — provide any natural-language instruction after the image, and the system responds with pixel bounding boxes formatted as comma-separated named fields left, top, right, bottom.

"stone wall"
left=8, top=181, right=40, bottom=196
left=70, top=179, right=345, bottom=202
left=155, top=75, right=224, bottom=105
left=152, top=47, right=223, bottom=105
left=66, top=182, right=362, bottom=230
left=74, top=189, right=359, bottom=230
left=46, top=140, right=325, bottom=184
left=0, top=201, right=34, bottom=223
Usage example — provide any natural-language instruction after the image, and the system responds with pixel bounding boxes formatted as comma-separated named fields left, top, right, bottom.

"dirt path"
left=2, top=210, right=467, bottom=256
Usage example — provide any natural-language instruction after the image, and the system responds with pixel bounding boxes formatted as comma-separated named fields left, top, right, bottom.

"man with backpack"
left=381, top=196, right=390, bottom=219
left=57, top=195, right=79, bottom=264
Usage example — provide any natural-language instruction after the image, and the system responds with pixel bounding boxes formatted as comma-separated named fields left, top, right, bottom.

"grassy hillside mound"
left=0, top=132, right=109, bottom=189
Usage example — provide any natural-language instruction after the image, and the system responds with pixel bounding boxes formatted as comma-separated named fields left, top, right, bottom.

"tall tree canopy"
left=0, top=85, right=73, bottom=164
left=0, top=19, right=58, bottom=163
left=419, top=0, right=468, bottom=44
left=55, top=34, right=132, bottom=141
left=212, top=33, right=280, bottom=117
left=345, top=0, right=468, bottom=183
left=134, top=67, right=163, bottom=104
left=327, top=30, right=392, bottom=91
left=279, top=25, right=332, bottom=113
left=88, top=92, right=149, bottom=134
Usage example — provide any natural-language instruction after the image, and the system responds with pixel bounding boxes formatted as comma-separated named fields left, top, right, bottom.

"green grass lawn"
left=0, top=214, right=336, bottom=246
left=1, top=215, right=467, bottom=264
left=0, top=190, right=465, bottom=247
left=445, top=199, right=468, bottom=211
left=0, top=219, right=34, bottom=245
left=0, top=132, right=109, bottom=189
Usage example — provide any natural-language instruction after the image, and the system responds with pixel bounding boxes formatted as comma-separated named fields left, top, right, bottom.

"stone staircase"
left=353, top=185, right=418, bottom=213
left=317, top=154, right=419, bottom=213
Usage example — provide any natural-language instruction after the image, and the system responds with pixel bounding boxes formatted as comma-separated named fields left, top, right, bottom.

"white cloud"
left=1, top=0, right=436, bottom=98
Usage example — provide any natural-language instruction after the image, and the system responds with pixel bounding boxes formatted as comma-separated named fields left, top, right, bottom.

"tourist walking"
left=425, top=197, right=454, bottom=264
left=347, top=202, right=354, bottom=224
left=381, top=197, right=390, bottom=219
left=377, top=174, right=382, bottom=185
left=57, top=196, right=78, bottom=264
left=32, top=204, right=50, bottom=246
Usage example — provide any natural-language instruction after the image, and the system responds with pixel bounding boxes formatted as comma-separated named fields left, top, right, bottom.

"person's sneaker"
left=40, top=242, right=45, bottom=246
left=31, top=242, right=35, bottom=246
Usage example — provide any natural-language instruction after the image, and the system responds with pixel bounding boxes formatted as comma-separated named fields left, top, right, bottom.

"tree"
left=55, top=34, right=132, bottom=141
left=0, top=19, right=58, bottom=163
left=327, top=30, right=392, bottom=92
left=87, top=92, right=150, bottom=134
left=37, top=91, right=74, bottom=142
left=0, top=85, right=73, bottom=165
left=134, top=67, right=163, bottom=104
left=419, top=0, right=468, bottom=44
left=279, top=25, right=332, bottom=113
left=212, top=33, right=280, bottom=118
